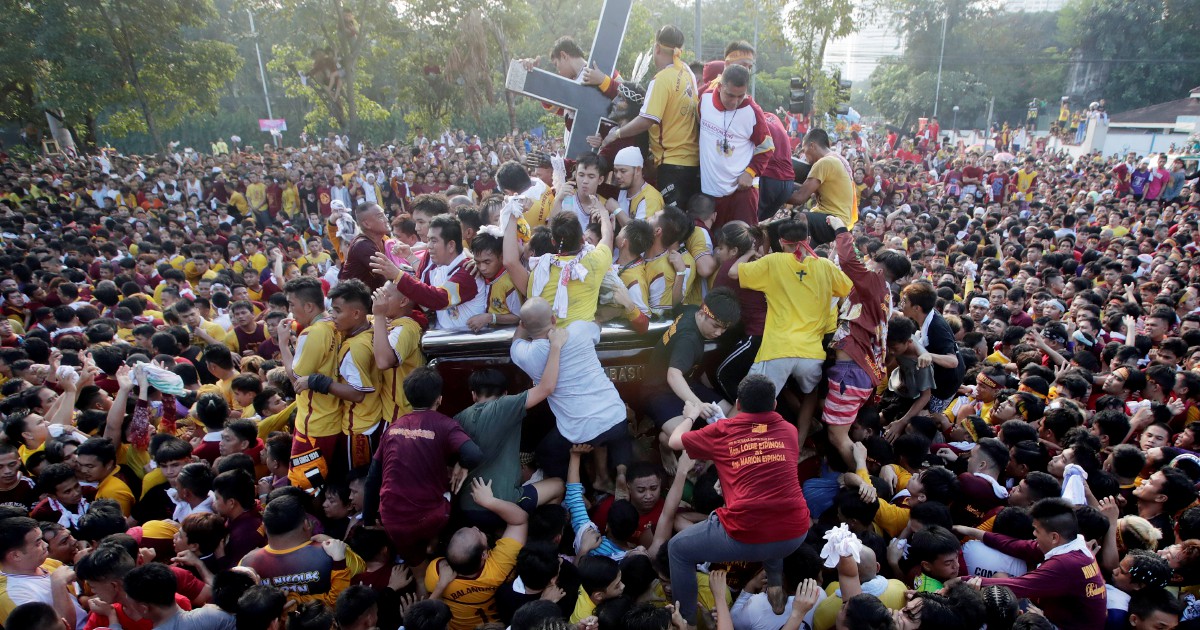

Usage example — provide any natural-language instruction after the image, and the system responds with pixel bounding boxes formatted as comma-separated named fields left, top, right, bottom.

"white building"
left=1100, top=87, right=1200, bottom=156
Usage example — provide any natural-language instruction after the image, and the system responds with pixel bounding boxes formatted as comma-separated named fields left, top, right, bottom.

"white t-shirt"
left=510, top=320, right=625, bottom=442
left=731, top=589, right=826, bottom=630
left=962, top=539, right=1028, bottom=579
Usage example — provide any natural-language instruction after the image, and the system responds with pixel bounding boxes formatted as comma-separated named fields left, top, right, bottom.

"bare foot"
left=614, top=464, right=629, bottom=501
left=766, top=584, right=786, bottom=615
left=659, top=442, right=679, bottom=477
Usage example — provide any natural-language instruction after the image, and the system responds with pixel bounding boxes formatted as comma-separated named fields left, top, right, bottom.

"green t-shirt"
left=455, top=392, right=528, bottom=511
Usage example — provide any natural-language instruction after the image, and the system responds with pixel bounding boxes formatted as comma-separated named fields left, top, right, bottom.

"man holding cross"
left=602, top=25, right=700, bottom=207
left=520, top=36, right=621, bottom=138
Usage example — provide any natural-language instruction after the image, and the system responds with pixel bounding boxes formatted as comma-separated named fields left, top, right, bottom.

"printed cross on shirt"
left=796, top=270, right=807, bottom=282
left=504, top=0, right=632, bottom=157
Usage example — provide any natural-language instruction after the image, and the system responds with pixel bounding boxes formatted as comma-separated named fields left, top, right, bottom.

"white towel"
left=529, top=245, right=595, bottom=319
left=499, top=195, right=525, bottom=236
left=1061, top=463, right=1088, bottom=506
left=820, top=524, right=863, bottom=568
left=972, top=472, right=1010, bottom=499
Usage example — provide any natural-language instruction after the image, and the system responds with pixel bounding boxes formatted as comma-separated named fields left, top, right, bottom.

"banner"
left=258, top=119, right=287, bottom=132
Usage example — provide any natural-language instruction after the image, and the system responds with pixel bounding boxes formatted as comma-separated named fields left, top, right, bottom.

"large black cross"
left=504, top=0, right=633, bottom=158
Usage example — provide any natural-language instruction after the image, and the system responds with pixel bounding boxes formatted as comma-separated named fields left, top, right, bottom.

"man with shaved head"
left=424, top=477, right=527, bottom=630
left=511, top=297, right=632, bottom=483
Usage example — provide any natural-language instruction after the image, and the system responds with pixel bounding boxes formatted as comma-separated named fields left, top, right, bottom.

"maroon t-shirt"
left=962, top=165, right=984, bottom=185
left=681, top=411, right=810, bottom=544
left=375, top=410, right=471, bottom=528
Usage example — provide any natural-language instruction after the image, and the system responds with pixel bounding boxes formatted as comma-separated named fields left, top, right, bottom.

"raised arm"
left=371, top=286, right=399, bottom=370
left=651, top=452, right=694, bottom=551
left=526, top=327, right=567, bottom=409
left=470, top=478, right=528, bottom=543
left=502, top=212, right=531, bottom=296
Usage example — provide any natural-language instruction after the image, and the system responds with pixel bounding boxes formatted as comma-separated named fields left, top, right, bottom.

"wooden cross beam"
left=504, top=0, right=633, bottom=158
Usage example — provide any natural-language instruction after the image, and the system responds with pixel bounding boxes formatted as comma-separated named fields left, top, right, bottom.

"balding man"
left=810, top=546, right=907, bottom=630
left=424, top=479, right=527, bottom=630
left=510, top=298, right=630, bottom=482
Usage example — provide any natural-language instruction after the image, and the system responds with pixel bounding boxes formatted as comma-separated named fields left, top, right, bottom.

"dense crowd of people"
left=2, top=24, right=1200, bottom=630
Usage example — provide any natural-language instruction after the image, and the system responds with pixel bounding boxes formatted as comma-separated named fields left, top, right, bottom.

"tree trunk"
left=82, top=112, right=98, bottom=150
left=94, top=0, right=164, bottom=151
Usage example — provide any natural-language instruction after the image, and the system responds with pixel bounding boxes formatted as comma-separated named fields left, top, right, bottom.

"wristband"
left=394, top=270, right=405, bottom=285
left=615, top=128, right=622, bottom=140
left=308, top=373, right=333, bottom=395
left=491, top=313, right=497, bottom=326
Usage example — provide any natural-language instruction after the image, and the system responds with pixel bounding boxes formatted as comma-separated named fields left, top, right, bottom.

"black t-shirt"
left=0, top=476, right=39, bottom=513
left=644, top=306, right=705, bottom=391
left=924, top=311, right=964, bottom=400
left=299, top=185, right=319, bottom=214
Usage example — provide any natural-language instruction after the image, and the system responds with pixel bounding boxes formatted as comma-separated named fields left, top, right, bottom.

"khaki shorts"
left=749, top=358, right=824, bottom=395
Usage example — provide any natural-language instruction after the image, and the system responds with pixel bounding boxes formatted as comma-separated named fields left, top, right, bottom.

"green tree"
left=1059, top=0, right=1200, bottom=112
left=62, top=0, right=241, bottom=151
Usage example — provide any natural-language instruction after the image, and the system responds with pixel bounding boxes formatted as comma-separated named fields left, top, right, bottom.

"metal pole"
left=751, top=4, right=759, bottom=98
left=986, top=95, right=994, bottom=144
left=247, top=9, right=277, bottom=146
left=694, top=0, right=702, bottom=63
left=933, top=11, right=947, bottom=118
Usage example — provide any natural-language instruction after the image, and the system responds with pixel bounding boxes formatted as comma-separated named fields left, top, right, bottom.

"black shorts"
left=797, top=211, right=838, bottom=246
left=645, top=382, right=723, bottom=428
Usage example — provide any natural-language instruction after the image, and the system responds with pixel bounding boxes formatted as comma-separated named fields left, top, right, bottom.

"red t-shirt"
left=592, top=496, right=664, bottom=544
left=85, top=593, right=192, bottom=630
left=681, top=411, right=810, bottom=544
left=374, top=410, right=472, bottom=528
left=962, top=166, right=984, bottom=184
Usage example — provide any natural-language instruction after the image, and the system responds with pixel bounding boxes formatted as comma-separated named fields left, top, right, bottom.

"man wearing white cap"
left=697, top=64, right=773, bottom=228
left=611, top=146, right=663, bottom=227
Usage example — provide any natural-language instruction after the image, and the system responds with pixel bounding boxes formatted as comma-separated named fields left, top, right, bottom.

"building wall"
left=1102, top=129, right=1189, bottom=156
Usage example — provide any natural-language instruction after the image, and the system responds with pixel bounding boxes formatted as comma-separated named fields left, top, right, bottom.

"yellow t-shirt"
left=814, top=579, right=908, bottom=630
left=293, top=319, right=344, bottom=438
left=641, top=59, right=700, bottom=167
left=618, top=260, right=651, bottom=316
left=425, top=537, right=522, bottom=630
left=485, top=272, right=521, bottom=316
left=141, top=468, right=167, bottom=500
left=738, top=252, right=852, bottom=361
left=570, top=586, right=597, bottom=624
left=246, top=182, right=267, bottom=211
left=808, top=155, right=858, bottom=228
left=248, top=252, right=269, bottom=273
left=298, top=252, right=332, bottom=274
left=97, top=471, right=135, bottom=516
left=381, top=317, right=424, bottom=424
left=683, top=227, right=713, bottom=305
left=282, top=185, right=300, bottom=217
left=625, top=183, right=665, bottom=221
left=190, top=319, right=229, bottom=349
left=528, top=244, right=612, bottom=327
left=645, top=249, right=696, bottom=317
left=523, top=188, right=557, bottom=229
left=228, top=191, right=249, bottom=214
left=338, top=328, right=383, bottom=434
